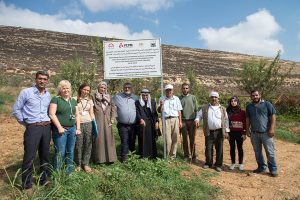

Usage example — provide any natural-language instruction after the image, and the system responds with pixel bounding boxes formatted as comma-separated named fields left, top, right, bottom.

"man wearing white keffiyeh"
left=135, top=89, right=159, bottom=158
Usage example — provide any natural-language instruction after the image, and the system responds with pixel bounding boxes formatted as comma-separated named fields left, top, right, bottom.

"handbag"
left=91, top=119, right=98, bottom=137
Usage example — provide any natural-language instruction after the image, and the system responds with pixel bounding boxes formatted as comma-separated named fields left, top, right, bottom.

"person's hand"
left=58, top=127, right=65, bottom=135
left=179, top=121, right=182, bottom=129
left=268, top=131, right=275, bottom=137
left=194, top=120, right=200, bottom=127
left=140, top=119, right=146, bottom=127
left=242, top=134, right=247, bottom=141
left=160, top=100, right=164, bottom=106
left=246, top=130, right=251, bottom=137
left=224, top=132, right=229, bottom=140
left=155, top=122, right=159, bottom=129
left=76, top=129, right=81, bottom=135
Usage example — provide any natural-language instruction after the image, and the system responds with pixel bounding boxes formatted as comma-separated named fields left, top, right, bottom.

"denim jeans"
left=117, top=123, right=136, bottom=157
left=250, top=132, right=277, bottom=173
left=52, top=126, right=76, bottom=174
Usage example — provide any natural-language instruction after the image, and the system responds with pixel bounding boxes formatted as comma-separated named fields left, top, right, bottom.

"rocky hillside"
left=0, top=25, right=299, bottom=93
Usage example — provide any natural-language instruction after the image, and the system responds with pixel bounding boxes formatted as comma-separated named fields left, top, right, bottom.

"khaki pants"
left=165, top=117, right=179, bottom=157
left=181, top=120, right=196, bottom=159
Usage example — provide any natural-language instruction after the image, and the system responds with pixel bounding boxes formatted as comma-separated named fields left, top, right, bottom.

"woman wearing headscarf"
left=74, top=83, right=95, bottom=173
left=135, top=89, right=159, bottom=159
left=226, top=96, right=246, bottom=171
left=92, top=81, right=117, bottom=164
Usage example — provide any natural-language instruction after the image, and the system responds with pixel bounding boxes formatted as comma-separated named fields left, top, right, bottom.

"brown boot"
left=25, top=188, right=33, bottom=197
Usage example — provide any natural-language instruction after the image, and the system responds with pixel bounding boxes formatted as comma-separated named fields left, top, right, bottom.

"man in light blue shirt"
left=12, top=70, right=51, bottom=194
left=112, top=82, right=138, bottom=162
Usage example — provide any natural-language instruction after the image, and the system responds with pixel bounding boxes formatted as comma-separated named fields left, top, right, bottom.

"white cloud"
left=80, top=0, right=173, bottom=12
left=198, top=9, right=284, bottom=57
left=0, top=1, right=154, bottom=40
left=139, top=16, right=160, bottom=25
left=60, top=1, right=84, bottom=19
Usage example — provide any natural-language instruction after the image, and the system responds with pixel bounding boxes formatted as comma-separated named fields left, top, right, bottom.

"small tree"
left=53, top=57, right=97, bottom=95
left=236, top=51, right=294, bottom=97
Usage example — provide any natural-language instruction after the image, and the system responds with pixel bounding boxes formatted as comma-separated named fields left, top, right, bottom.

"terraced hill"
left=0, top=25, right=299, bottom=93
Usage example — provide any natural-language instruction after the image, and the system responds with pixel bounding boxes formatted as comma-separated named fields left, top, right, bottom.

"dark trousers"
left=117, top=123, right=137, bottom=157
left=22, top=124, right=51, bottom=189
left=205, top=129, right=224, bottom=167
left=229, top=131, right=244, bottom=164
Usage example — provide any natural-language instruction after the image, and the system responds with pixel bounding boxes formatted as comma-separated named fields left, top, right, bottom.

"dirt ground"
left=0, top=117, right=299, bottom=200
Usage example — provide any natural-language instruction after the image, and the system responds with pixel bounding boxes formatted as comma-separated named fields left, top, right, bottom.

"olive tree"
left=236, top=51, right=293, bottom=97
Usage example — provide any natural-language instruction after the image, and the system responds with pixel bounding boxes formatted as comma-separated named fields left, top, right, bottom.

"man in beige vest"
left=195, top=91, right=229, bottom=172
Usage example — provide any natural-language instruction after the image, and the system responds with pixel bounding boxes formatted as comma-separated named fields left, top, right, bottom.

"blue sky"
left=1, top=0, right=300, bottom=62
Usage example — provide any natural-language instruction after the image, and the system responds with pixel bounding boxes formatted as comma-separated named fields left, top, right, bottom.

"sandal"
left=84, top=165, right=92, bottom=173
left=75, top=167, right=81, bottom=172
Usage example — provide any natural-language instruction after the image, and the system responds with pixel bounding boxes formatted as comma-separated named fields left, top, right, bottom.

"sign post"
left=103, top=39, right=166, bottom=158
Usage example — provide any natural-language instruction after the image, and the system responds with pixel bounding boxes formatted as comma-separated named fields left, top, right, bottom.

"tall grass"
left=4, top=156, right=218, bottom=200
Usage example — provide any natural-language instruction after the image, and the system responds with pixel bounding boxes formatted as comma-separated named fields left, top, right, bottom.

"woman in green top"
left=49, top=80, right=81, bottom=174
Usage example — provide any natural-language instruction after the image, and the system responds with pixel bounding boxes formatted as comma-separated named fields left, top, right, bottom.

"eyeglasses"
left=182, top=88, right=189, bottom=89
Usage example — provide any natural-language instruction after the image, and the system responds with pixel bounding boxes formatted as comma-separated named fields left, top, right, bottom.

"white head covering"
left=139, top=88, right=152, bottom=111
left=209, top=91, right=219, bottom=98
left=164, top=84, right=173, bottom=90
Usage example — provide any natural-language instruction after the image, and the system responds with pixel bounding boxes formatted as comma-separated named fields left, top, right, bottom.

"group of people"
left=12, top=70, right=279, bottom=195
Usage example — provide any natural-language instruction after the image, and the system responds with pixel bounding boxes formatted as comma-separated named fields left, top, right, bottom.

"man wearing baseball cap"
left=158, top=84, right=183, bottom=158
left=195, top=91, right=229, bottom=172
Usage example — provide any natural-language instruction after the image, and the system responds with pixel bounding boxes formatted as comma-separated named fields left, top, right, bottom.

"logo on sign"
left=124, top=43, right=133, bottom=48
left=150, top=42, right=156, bottom=47
left=108, top=43, right=114, bottom=49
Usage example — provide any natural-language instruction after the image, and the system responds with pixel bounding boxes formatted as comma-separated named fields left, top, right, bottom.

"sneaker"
left=239, top=164, right=244, bottom=171
left=192, top=158, right=199, bottom=164
left=229, top=163, right=235, bottom=170
left=184, top=157, right=190, bottom=162
left=203, top=164, right=210, bottom=169
left=253, top=168, right=267, bottom=174
left=270, top=171, right=278, bottom=177
left=215, top=167, right=222, bottom=172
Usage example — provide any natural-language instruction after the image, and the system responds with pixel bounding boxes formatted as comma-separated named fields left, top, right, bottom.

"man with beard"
left=195, top=91, right=229, bottom=172
left=246, top=90, right=278, bottom=177
left=12, top=70, right=51, bottom=196
left=179, top=83, right=198, bottom=163
left=113, top=82, right=138, bottom=162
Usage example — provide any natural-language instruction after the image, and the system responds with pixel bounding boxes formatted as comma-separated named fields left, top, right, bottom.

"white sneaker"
left=229, top=163, right=235, bottom=170
left=239, top=164, right=244, bottom=171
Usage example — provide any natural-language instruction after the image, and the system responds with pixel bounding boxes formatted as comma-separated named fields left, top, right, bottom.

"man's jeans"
left=52, top=126, right=76, bottom=174
left=250, top=132, right=277, bottom=173
left=117, top=123, right=136, bottom=157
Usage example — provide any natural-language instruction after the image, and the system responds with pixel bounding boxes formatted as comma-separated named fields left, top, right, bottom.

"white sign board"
left=103, top=39, right=162, bottom=79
